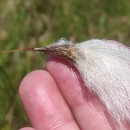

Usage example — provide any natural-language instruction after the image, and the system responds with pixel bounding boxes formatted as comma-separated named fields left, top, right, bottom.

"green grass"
left=0, top=0, right=130, bottom=129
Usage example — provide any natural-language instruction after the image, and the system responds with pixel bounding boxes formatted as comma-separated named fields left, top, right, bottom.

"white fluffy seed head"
left=46, top=39, right=130, bottom=127
left=73, top=39, right=130, bottom=126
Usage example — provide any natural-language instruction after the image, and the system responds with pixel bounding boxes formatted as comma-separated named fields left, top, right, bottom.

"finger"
left=19, top=127, right=36, bottom=130
left=46, top=57, right=116, bottom=130
left=19, top=70, right=80, bottom=130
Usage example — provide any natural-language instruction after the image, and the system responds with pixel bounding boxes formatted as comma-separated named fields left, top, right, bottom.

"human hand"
left=19, top=57, right=129, bottom=130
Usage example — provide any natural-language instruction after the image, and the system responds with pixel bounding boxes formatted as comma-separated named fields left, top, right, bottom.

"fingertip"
left=46, top=56, right=73, bottom=72
left=19, top=70, right=52, bottom=99
left=19, top=127, right=36, bottom=130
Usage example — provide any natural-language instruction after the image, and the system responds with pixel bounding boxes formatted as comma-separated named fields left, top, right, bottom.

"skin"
left=19, top=57, right=130, bottom=130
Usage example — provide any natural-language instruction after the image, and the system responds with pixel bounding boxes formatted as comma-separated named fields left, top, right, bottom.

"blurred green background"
left=0, top=0, right=130, bottom=129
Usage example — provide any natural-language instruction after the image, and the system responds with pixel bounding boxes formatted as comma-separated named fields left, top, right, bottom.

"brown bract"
left=41, top=45, right=77, bottom=63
